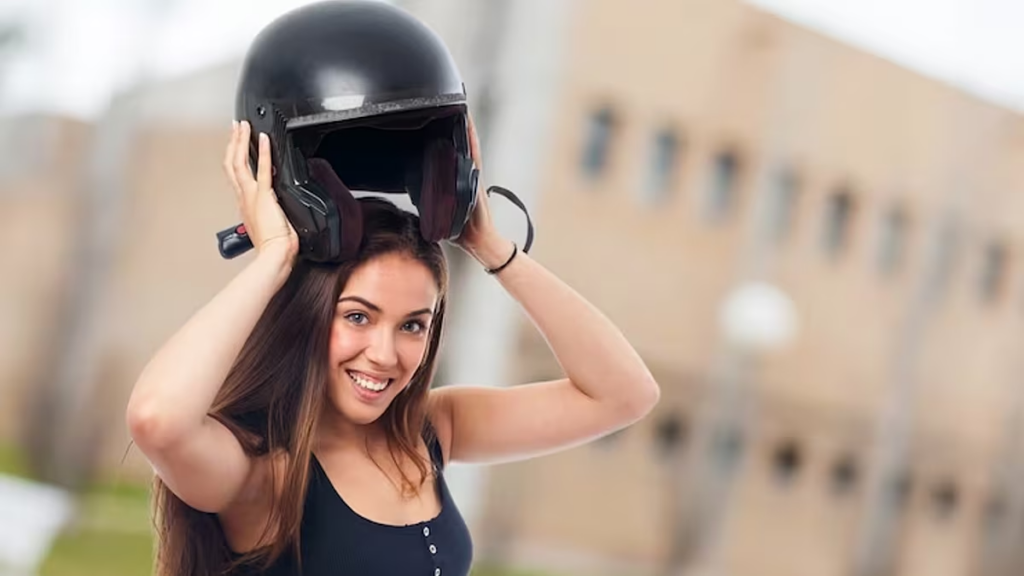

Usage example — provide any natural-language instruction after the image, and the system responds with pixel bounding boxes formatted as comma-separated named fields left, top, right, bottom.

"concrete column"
left=419, top=0, right=579, bottom=533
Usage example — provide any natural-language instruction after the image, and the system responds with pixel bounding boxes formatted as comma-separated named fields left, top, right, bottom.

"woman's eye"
left=345, top=312, right=368, bottom=325
left=402, top=320, right=426, bottom=334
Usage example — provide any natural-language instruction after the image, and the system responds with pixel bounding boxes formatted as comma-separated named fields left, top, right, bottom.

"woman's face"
left=327, top=252, right=439, bottom=426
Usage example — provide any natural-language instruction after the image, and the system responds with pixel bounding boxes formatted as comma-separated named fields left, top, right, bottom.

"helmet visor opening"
left=298, top=106, right=465, bottom=195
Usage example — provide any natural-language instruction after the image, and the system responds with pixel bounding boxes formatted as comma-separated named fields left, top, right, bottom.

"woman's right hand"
left=223, top=120, right=299, bottom=262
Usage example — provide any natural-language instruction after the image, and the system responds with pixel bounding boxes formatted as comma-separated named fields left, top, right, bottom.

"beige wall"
left=0, top=119, right=249, bottom=481
left=97, top=126, right=253, bottom=480
left=0, top=117, right=93, bottom=441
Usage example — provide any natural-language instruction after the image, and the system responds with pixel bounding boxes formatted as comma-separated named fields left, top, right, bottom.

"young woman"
left=126, top=118, right=660, bottom=576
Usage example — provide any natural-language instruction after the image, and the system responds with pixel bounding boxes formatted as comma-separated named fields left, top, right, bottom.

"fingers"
left=233, top=121, right=256, bottom=202
left=467, top=113, right=483, bottom=169
left=223, top=121, right=242, bottom=199
left=256, top=132, right=272, bottom=194
left=225, top=120, right=275, bottom=218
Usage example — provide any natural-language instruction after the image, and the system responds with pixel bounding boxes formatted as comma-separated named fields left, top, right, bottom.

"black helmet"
left=216, top=0, right=486, bottom=262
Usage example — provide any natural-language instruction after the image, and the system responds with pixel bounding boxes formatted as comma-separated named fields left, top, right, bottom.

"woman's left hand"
left=454, top=114, right=515, bottom=269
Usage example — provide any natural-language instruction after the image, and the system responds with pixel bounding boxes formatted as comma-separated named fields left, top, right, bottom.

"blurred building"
left=2, top=1, right=1024, bottom=576
left=479, top=2, right=1024, bottom=576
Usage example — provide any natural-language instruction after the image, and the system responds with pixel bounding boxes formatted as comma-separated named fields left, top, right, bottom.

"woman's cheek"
left=329, top=322, right=355, bottom=361
left=403, top=338, right=430, bottom=368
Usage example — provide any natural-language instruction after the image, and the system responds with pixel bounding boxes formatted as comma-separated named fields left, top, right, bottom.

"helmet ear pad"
left=417, top=139, right=459, bottom=243
left=306, top=157, right=363, bottom=260
left=451, top=153, right=478, bottom=240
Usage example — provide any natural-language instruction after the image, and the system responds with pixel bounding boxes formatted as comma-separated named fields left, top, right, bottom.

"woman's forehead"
left=341, top=253, right=438, bottom=307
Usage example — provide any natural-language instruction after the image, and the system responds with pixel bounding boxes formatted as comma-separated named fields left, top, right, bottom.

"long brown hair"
left=152, top=197, right=450, bottom=576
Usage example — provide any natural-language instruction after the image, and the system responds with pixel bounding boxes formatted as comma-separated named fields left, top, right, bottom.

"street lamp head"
left=719, top=281, right=799, bottom=351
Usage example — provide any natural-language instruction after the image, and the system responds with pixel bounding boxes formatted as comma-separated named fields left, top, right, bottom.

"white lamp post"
left=675, top=281, right=798, bottom=576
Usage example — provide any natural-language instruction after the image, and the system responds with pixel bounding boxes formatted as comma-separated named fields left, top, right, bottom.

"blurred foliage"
left=41, top=529, right=153, bottom=576
left=0, top=443, right=30, bottom=478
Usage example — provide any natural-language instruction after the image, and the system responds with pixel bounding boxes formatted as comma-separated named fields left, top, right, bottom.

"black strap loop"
left=485, top=185, right=534, bottom=254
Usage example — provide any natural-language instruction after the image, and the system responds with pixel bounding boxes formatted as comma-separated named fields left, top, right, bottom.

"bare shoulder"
left=217, top=450, right=288, bottom=554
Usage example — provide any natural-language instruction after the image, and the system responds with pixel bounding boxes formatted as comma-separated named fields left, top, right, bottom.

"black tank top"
left=236, top=424, right=473, bottom=576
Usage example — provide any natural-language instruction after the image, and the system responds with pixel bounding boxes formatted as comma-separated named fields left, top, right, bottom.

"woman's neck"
left=315, top=409, right=386, bottom=453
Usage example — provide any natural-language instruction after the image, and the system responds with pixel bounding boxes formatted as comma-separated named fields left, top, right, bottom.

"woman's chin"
left=344, top=407, right=386, bottom=426
left=330, top=395, right=392, bottom=426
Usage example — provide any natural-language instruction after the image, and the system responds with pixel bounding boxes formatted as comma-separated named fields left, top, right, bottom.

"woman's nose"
left=364, top=328, right=399, bottom=368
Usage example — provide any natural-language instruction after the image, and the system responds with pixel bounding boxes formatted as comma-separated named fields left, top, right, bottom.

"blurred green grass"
left=0, top=443, right=153, bottom=576
left=39, top=483, right=156, bottom=576
left=0, top=443, right=156, bottom=575
left=41, top=528, right=154, bottom=576
left=0, top=443, right=29, bottom=477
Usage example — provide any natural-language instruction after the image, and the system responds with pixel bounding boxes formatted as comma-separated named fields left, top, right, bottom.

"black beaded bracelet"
left=485, top=243, right=518, bottom=275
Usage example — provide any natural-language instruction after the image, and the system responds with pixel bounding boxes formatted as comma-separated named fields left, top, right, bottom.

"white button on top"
left=429, top=544, right=437, bottom=554
left=423, top=526, right=430, bottom=537
left=434, top=569, right=441, bottom=576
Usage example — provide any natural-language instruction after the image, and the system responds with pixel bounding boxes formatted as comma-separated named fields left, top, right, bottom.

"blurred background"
left=2, top=0, right=1024, bottom=575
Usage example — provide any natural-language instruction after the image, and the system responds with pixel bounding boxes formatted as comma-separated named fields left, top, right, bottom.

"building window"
left=877, top=207, right=909, bottom=276
left=704, top=151, right=740, bottom=221
left=822, top=187, right=855, bottom=257
left=930, top=479, right=959, bottom=520
left=985, top=494, right=1008, bottom=531
left=705, top=152, right=740, bottom=220
left=771, top=439, right=802, bottom=487
left=762, top=166, right=800, bottom=242
left=830, top=455, right=859, bottom=496
left=581, top=107, right=616, bottom=179
left=653, top=414, right=687, bottom=457
left=978, top=241, right=1008, bottom=304
left=640, top=127, right=680, bottom=205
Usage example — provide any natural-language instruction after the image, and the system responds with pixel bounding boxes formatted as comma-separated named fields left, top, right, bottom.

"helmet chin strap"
left=484, top=186, right=534, bottom=254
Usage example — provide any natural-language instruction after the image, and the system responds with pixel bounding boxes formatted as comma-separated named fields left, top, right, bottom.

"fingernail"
left=259, top=132, right=268, bottom=143
left=232, top=120, right=238, bottom=129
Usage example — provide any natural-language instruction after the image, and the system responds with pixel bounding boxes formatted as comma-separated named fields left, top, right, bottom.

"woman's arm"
left=430, top=116, right=659, bottom=465
left=430, top=233, right=660, bottom=465
left=127, top=248, right=291, bottom=511
left=126, top=122, right=297, bottom=513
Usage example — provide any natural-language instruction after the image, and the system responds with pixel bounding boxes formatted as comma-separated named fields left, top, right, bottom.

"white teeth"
left=348, top=371, right=389, bottom=392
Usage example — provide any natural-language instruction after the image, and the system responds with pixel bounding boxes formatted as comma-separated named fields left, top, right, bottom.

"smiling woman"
left=128, top=196, right=471, bottom=576
left=126, top=139, right=659, bottom=576
left=123, top=3, right=658, bottom=576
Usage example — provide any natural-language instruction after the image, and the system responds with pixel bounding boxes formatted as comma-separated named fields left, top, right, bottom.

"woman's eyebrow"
left=339, top=296, right=433, bottom=318
left=338, top=296, right=380, bottom=312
